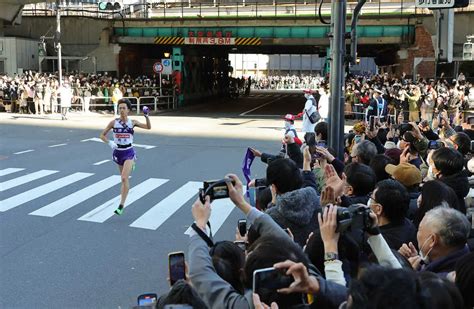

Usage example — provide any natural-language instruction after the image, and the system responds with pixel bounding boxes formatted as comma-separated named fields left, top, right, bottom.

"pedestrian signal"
left=463, top=42, right=473, bottom=61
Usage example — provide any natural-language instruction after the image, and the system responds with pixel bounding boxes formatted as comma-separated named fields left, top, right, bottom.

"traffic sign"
left=153, top=62, right=163, bottom=74
left=415, top=0, right=454, bottom=9
left=161, top=58, right=172, bottom=75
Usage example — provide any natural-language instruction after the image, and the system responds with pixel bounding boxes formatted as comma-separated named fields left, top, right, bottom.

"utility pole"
left=56, top=0, right=62, bottom=86
left=328, top=0, right=346, bottom=160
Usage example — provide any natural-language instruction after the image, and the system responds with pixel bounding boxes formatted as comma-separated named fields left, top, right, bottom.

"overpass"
left=2, top=0, right=474, bottom=103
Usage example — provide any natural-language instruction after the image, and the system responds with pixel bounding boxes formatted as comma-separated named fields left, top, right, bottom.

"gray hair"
left=354, top=140, right=377, bottom=165
left=423, top=207, right=470, bottom=248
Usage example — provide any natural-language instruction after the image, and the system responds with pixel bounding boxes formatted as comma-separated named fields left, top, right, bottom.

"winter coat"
left=266, top=187, right=321, bottom=247
left=380, top=218, right=418, bottom=250
left=439, top=171, right=469, bottom=213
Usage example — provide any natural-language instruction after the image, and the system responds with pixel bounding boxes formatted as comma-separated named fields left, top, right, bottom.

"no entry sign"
left=153, top=62, right=163, bottom=74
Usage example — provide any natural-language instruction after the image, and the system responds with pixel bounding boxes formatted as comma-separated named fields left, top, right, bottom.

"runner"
left=99, top=98, right=151, bottom=215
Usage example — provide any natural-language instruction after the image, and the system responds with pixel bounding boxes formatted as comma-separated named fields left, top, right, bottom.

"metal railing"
left=21, top=0, right=474, bottom=20
left=69, top=93, right=176, bottom=113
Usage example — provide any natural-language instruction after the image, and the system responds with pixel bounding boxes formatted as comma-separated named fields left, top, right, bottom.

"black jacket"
left=440, top=172, right=469, bottom=213
left=261, top=143, right=303, bottom=168
left=380, top=218, right=418, bottom=250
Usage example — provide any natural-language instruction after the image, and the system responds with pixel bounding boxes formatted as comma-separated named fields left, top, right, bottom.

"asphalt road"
left=0, top=91, right=306, bottom=308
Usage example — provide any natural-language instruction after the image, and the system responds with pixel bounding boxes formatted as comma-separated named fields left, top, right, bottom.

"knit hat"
left=384, top=141, right=397, bottom=150
left=385, top=163, right=422, bottom=187
left=384, top=148, right=402, bottom=165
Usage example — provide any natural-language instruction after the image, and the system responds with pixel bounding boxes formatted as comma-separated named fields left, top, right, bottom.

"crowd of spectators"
left=136, top=72, right=474, bottom=308
left=252, top=74, right=325, bottom=90
left=0, top=71, right=173, bottom=114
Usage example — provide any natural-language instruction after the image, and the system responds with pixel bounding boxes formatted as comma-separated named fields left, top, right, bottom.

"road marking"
left=0, top=168, right=25, bottom=177
left=0, top=170, right=58, bottom=192
left=239, top=96, right=286, bottom=116
left=78, top=178, right=168, bottom=223
left=184, top=190, right=246, bottom=235
left=14, top=150, right=34, bottom=155
left=82, top=137, right=156, bottom=149
left=0, top=172, right=93, bottom=212
left=93, top=159, right=111, bottom=166
left=130, top=181, right=201, bottom=230
left=30, top=175, right=122, bottom=217
left=48, top=143, right=67, bottom=148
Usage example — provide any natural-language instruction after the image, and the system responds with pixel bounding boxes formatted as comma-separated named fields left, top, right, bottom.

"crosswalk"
left=0, top=168, right=240, bottom=234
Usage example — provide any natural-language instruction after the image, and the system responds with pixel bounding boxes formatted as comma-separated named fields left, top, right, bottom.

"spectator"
left=156, top=280, right=207, bottom=309
left=384, top=162, right=422, bottom=219
left=368, top=179, right=417, bottom=250
left=350, top=140, right=377, bottom=165
left=314, top=121, right=328, bottom=142
left=210, top=241, right=245, bottom=294
left=400, top=207, right=470, bottom=277
left=340, top=162, right=376, bottom=207
left=430, top=147, right=469, bottom=212
left=265, top=152, right=321, bottom=247
left=452, top=252, right=474, bottom=309
left=369, top=154, right=393, bottom=182
left=417, top=272, right=465, bottom=309
left=414, top=180, right=460, bottom=228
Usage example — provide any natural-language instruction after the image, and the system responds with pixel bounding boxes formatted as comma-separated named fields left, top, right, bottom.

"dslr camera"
left=199, top=178, right=235, bottom=203
left=336, top=204, right=373, bottom=233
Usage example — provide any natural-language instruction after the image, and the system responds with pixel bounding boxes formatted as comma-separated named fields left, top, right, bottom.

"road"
left=0, top=91, right=307, bottom=308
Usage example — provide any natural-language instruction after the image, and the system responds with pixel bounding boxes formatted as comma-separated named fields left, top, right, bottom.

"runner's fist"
left=143, top=106, right=149, bottom=116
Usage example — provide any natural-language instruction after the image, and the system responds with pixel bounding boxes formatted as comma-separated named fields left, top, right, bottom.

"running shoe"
left=114, top=207, right=124, bottom=215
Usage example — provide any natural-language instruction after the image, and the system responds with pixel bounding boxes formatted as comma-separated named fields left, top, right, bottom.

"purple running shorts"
left=112, top=147, right=136, bottom=166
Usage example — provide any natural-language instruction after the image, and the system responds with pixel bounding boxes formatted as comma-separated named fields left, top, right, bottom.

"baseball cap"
left=385, top=163, right=422, bottom=187
left=284, top=114, right=296, bottom=121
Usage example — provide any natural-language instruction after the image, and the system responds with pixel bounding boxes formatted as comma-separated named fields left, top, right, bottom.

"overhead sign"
left=161, top=58, right=172, bottom=74
left=153, top=62, right=163, bottom=74
left=184, top=37, right=235, bottom=45
left=415, top=0, right=454, bottom=9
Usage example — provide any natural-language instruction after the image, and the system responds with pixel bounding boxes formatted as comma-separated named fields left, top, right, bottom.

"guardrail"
left=22, top=0, right=474, bottom=20
left=70, top=93, right=176, bottom=113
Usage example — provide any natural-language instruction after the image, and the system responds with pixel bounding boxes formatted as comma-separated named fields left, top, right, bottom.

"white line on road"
left=78, top=178, right=168, bottom=223
left=239, top=96, right=286, bottom=116
left=48, top=143, right=67, bottom=148
left=0, top=172, right=93, bottom=212
left=14, top=150, right=34, bottom=155
left=30, top=175, right=122, bottom=217
left=82, top=137, right=156, bottom=149
left=0, top=168, right=25, bottom=177
left=93, top=159, right=111, bottom=166
left=0, top=170, right=58, bottom=192
left=130, top=181, right=201, bottom=230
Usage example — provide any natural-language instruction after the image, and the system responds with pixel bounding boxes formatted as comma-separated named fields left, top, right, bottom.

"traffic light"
left=463, top=42, right=473, bottom=61
left=98, top=2, right=121, bottom=10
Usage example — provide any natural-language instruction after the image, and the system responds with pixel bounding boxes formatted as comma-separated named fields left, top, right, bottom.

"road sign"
left=161, top=58, right=172, bottom=75
left=153, top=62, right=163, bottom=74
left=415, top=0, right=454, bottom=9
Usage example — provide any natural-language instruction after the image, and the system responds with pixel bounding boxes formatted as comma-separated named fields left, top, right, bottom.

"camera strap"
left=191, top=222, right=214, bottom=247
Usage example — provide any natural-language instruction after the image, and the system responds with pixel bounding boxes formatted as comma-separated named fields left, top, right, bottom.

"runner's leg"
left=119, top=159, right=134, bottom=206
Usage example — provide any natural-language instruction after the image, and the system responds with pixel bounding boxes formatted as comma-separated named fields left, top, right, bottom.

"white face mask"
left=396, top=140, right=402, bottom=149
left=419, top=234, right=434, bottom=264
left=304, top=93, right=310, bottom=99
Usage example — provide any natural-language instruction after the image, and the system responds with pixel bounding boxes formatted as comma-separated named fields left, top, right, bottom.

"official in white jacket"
left=301, top=89, right=317, bottom=135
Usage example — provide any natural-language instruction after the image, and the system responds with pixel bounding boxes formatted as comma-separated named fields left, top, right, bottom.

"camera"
left=336, top=204, right=373, bottom=233
left=199, top=179, right=235, bottom=203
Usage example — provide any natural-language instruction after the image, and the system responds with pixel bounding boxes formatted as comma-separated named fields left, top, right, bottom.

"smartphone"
left=238, top=219, right=247, bottom=237
left=137, top=293, right=158, bottom=306
left=254, top=178, right=267, bottom=187
left=253, top=267, right=294, bottom=296
left=234, top=240, right=246, bottom=251
left=369, top=116, right=375, bottom=131
left=201, top=179, right=235, bottom=202
left=468, top=116, right=474, bottom=125
left=428, top=140, right=444, bottom=150
left=164, top=305, right=193, bottom=309
left=471, top=140, right=474, bottom=153
left=169, top=252, right=185, bottom=286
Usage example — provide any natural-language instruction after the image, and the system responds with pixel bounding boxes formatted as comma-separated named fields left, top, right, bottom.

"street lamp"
left=164, top=52, right=170, bottom=58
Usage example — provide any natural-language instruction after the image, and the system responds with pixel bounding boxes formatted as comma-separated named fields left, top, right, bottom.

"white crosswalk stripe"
left=0, top=172, right=93, bottom=212
left=0, top=170, right=58, bottom=192
left=78, top=178, right=168, bottom=223
left=1, top=168, right=240, bottom=233
left=29, top=175, right=122, bottom=217
left=130, top=181, right=201, bottom=230
left=0, top=168, right=25, bottom=177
